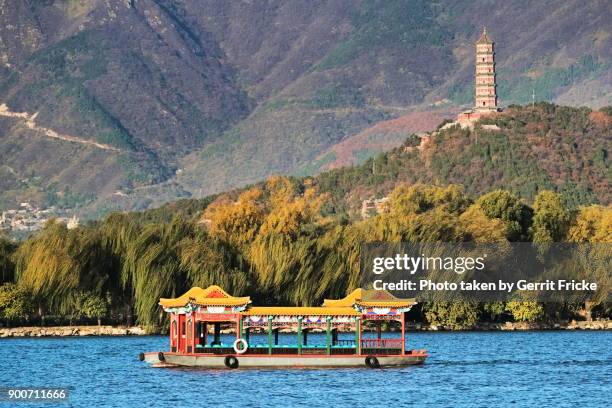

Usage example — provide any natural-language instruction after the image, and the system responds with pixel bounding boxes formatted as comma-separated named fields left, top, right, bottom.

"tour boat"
left=140, top=285, right=428, bottom=369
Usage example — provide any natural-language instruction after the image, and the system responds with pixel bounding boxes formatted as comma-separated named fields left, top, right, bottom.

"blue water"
left=1, top=331, right=610, bottom=407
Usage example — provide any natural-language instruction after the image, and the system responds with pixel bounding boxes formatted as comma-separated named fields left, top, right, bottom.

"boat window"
left=187, top=319, right=192, bottom=339
left=181, top=321, right=186, bottom=337
left=172, top=320, right=177, bottom=338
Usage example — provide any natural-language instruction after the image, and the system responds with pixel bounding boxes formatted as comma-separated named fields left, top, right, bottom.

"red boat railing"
left=360, top=338, right=403, bottom=349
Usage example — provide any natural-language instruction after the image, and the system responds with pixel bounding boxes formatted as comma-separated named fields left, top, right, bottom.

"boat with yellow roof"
left=139, top=285, right=428, bottom=368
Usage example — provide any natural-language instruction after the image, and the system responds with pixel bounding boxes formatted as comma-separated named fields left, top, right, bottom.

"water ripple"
left=0, top=331, right=610, bottom=407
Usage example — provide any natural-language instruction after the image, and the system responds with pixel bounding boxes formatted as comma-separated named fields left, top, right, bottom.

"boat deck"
left=191, top=339, right=403, bottom=355
left=143, top=350, right=428, bottom=368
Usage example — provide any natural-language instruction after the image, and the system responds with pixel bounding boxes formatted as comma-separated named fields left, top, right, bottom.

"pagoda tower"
left=474, top=27, right=498, bottom=111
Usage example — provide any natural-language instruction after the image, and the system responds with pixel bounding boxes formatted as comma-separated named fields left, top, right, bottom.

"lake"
left=1, top=331, right=610, bottom=407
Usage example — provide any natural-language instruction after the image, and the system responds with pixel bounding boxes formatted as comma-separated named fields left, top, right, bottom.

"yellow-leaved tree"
left=567, top=205, right=612, bottom=320
left=567, top=205, right=612, bottom=242
left=203, top=188, right=265, bottom=247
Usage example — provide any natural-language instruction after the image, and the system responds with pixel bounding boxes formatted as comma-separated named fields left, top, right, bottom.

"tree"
left=567, top=206, right=611, bottom=320
left=476, top=190, right=532, bottom=240
left=121, top=217, right=191, bottom=330
left=3, top=176, right=609, bottom=330
left=98, top=213, right=139, bottom=326
left=506, top=301, right=544, bottom=322
left=68, top=291, right=108, bottom=326
left=204, top=188, right=265, bottom=246
left=179, top=232, right=250, bottom=298
left=483, top=302, right=507, bottom=322
left=388, top=184, right=469, bottom=217
left=0, top=237, right=16, bottom=284
left=13, top=221, right=82, bottom=314
left=423, top=302, right=480, bottom=329
left=459, top=204, right=507, bottom=242
left=0, top=283, right=33, bottom=325
left=567, top=205, right=612, bottom=242
left=260, top=187, right=327, bottom=238
left=531, top=191, right=570, bottom=242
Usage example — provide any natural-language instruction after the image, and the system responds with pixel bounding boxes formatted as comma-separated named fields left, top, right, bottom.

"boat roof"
left=159, top=285, right=251, bottom=308
left=243, top=306, right=359, bottom=317
left=159, top=285, right=415, bottom=312
left=323, top=288, right=415, bottom=308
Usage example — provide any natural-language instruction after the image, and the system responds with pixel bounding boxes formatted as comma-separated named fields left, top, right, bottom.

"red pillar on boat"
left=401, top=314, right=406, bottom=356
left=357, top=317, right=362, bottom=356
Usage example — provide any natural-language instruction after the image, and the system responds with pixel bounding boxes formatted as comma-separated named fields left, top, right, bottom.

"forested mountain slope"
left=0, top=0, right=609, bottom=216
left=141, top=104, right=612, bottom=222
left=316, top=104, right=611, bottom=216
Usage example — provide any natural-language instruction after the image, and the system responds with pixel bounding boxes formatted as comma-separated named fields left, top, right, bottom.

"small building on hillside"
left=361, top=197, right=390, bottom=219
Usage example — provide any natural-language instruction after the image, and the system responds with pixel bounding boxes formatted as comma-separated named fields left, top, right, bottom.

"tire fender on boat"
left=233, top=338, right=248, bottom=354
left=138, top=352, right=145, bottom=361
left=158, top=352, right=165, bottom=362
left=224, top=356, right=239, bottom=369
left=365, top=355, right=380, bottom=368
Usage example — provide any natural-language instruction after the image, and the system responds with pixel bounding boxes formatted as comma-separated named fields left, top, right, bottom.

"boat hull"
left=142, top=351, right=427, bottom=368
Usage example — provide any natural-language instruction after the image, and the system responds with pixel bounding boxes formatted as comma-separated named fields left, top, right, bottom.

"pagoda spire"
left=477, top=26, right=493, bottom=44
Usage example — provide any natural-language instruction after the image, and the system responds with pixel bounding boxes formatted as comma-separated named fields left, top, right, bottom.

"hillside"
left=0, top=0, right=610, bottom=216
left=315, top=104, right=611, bottom=215
left=135, top=104, right=611, bottom=223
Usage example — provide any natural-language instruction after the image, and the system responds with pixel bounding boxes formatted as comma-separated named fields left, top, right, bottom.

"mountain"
left=0, top=0, right=251, bottom=212
left=0, top=0, right=610, bottom=217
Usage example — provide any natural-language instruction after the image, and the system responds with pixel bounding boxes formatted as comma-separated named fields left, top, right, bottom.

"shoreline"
left=0, top=325, right=147, bottom=337
left=409, top=320, right=611, bottom=331
left=1, top=320, right=610, bottom=337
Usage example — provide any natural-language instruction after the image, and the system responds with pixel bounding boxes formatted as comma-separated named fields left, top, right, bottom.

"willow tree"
left=121, top=216, right=193, bottom=330
left=12, top=220, right=113, bottom=323
left=246, top=233, right=308, bottom=304
left=0, top=236, right=16, bottom=284
left=244, top=179, right=332, bottom=304
left=179, top=230, right=250, bottom=298
left=14, top=221, right=83, bottom=316
left=315, top=224, right=364, bottom=300
left=98, top=213, right=141, bottom=325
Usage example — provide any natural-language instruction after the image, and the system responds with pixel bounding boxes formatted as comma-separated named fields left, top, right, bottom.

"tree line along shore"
left=1, top=177, right=610, bottom=333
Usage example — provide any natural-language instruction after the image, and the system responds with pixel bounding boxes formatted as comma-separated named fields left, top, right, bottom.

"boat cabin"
left=159, top=285, right=416, bottom=357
